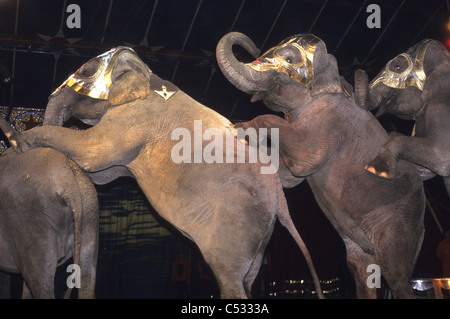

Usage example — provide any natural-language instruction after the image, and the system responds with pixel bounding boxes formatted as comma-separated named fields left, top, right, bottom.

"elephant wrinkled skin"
left=0, top=118, right=98, bottom=298
left=354, top=39, right=450, bottom=196
left=7, top=47, right=323, bottom=298
left=216, top=32, right=425, bottom=298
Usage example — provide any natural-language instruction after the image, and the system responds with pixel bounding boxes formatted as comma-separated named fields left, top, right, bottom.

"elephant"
left=0, top=117, right=99, bottom=298
left=353, top=39, right=450, bottom=194
left=6, top=47, right=323, bottom=299
left=216, top=32, right=426, bottom=298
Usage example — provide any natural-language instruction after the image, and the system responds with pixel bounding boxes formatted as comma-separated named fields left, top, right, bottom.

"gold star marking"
left=154, top=85, right=176, bottom=100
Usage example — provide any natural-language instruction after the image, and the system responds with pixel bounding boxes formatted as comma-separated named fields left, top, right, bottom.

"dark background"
left=0, top=0, right=449, bottom=298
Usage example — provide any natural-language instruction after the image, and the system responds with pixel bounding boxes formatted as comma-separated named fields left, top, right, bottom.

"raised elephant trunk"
left=43, top=88, right=75, bottom=126
left=216, top=32, right=266, bottom=94
left=43, top=102, right=67, bottom=126
left=354, top=69, right=381, bottom=112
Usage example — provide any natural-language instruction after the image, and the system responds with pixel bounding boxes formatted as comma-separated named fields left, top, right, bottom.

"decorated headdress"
left=370, top=40, right=431, bottom=91
left=246, top=34, right=321, bottom=88
left=52, top=46, right=145, bottom=99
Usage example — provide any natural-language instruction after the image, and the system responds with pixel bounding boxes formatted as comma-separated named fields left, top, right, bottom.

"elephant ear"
left=108, top=71, right=151, bottom=106
left=421, top=40, right=450, bottom=102
left=310, top=41, right=343, bottom=96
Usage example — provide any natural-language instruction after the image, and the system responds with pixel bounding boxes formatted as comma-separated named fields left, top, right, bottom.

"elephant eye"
left=388, top=54, right=412, bottom=75
left=79, top=59, right=102, bottom=78
left=115, top=70, right=129, bottom=81
left=276, top=46, right=301, bottom=66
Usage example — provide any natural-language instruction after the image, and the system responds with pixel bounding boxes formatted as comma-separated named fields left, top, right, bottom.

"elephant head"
left=44, top=46, right=151, bottom=126
left=354, top=39, right=450, bottom=119
left=216, top=32, right=344, bottom=117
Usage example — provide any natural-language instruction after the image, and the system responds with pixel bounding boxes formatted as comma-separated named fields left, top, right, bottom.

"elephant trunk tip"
left=354, top=69, right=369, bottom=107
left=354, top=69, right=379, bottom=112
left=216, top=32, right=264, bottom=94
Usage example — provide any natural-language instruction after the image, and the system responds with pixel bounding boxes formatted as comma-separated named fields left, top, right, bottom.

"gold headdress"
left=52, top=46, right=139, bottom=99
left=246, top=34, right=321, bottom=88
left=370, top=40, right=431, bottom=91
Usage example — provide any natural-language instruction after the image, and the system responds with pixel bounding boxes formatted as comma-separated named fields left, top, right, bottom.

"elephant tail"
left=275, top=179, right=325, bottom=299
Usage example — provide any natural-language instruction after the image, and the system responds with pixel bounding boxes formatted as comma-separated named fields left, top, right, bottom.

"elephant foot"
left=364, top=155, right=396, bottom=179
left=232, top=122, right=258, bottom=145
left=229, top=127, right=249, bottom=145
left=5, top=131, right=25, bottom=153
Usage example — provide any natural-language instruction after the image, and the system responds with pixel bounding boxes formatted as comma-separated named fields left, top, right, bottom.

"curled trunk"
left=216, top=32, right=267, bottom=94
left=43, top=87, right=81, bottom=126
left=43, top=101, right=67, bottom=126
left=354, top=69, right=379, bottom=111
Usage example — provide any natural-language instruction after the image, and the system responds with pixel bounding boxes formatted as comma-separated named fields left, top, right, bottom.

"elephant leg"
left=193, top=209, right=274, bottom=299
left=21, top=265, right=56, bottom=299
left=184, top=240, right=246, bottom=298
left=277, top=155, right=305, bottom=188
left=213, top=272, right=247, bottom=299
left=77, top=224, right=98, bottom=299
left=21, top=281, right=32, bottom=299
left=243, top=250, right=265, bottom=297
left=365, top=144, right=399, bottom=179
left=199, top=239, right=248, bottom=299
left=381, top=269, right=415, bottom=299
left=200, top=248, right=246, bottom=299
left=235, top=114, right=339, bottom=177
left=242, top=218, right=276, bottom=297
left=18, top=237, right=59, bottom=298
left=375, top=229, right=423, bottom=299
left=7, top=120, right=143, bottom=173
left=76, top=179, right=99, bottom=299
left=377, top=257, right=416, bottom=299
left=343, top=238, right=377, bottom=299
left=367, top=135, right=450, bottom=179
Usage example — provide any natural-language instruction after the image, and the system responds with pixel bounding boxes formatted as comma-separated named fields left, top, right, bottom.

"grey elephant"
left=216, top=32, right=426, bottom=298
left=0, top=118, right=98, bottom=298
left=354, top=39, right=450, bottom=193
left=6, top=47, right=323, bottom=298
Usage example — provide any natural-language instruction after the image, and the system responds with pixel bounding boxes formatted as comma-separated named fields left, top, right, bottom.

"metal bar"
left=57, top=0, right=68, bottom=36
left=332, top=0, right=368, bottom=55
left=427, top=197, right=444, bottom=234
left=51, top=53, right=60, bottom=91
left=229, top=99, right=239, bottom=119
left=409, top=0, right=445, bottom=46
left=100, top=0, right=115, bottom=43
left=200, top=67, right=216, bottom=103
left=228, top=0, right=246, bottom=32
left=181, top=0, right=203, bottom=52
left=308, top=0, right=328, bottom=33
left=362, top=0, right=407, bottom=65
left=260, top=0, right=288, bottom=50
left=140, top=0, right=159, bottom=46
left=10, top=0, right=20, bottom=109
left=171, top=0, right=204, bottom=82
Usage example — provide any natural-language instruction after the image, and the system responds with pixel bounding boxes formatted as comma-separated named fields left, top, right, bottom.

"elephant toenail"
left=365, top=166, right=376, bottom=174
